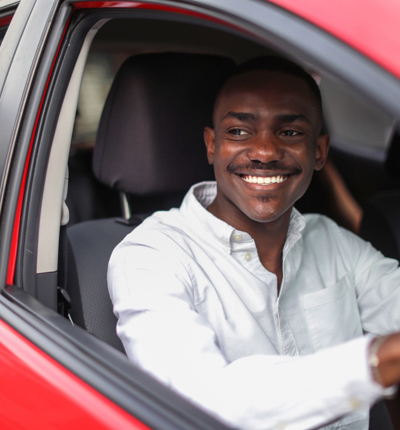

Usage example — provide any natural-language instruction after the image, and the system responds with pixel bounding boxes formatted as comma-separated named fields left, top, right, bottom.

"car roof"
left=268, top=0, right=400, bottom=78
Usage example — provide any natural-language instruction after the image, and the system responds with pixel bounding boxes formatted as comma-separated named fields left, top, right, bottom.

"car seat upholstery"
left=66, top=53, right=235, bottom=352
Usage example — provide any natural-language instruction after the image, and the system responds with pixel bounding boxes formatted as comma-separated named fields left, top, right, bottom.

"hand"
left=375, top=333, right=400, bottom=387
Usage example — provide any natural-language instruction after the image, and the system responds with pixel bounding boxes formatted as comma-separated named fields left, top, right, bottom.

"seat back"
left=66, top=53, right=235, bottom=350
left=67, top=219, right=138, bottom=351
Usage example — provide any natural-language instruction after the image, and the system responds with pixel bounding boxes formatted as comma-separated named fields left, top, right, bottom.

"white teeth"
left=241, top=175, right=287, bottom=185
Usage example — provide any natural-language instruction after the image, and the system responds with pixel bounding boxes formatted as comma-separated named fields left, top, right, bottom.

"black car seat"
left=66, top=53, right=235, bottom=351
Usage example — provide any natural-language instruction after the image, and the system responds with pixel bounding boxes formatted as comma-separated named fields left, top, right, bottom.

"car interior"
left=10, top=6, right=400, bottom=429
left=62, top=16, right=400, bottom=346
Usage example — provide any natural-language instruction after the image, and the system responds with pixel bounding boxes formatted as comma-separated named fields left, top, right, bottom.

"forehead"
left=214, top=70, right=320, bottom=121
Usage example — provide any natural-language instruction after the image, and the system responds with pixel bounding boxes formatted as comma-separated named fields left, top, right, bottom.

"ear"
left=204, top=127, right=216, bottom=165
left=314, top=133, right=330, bottom=171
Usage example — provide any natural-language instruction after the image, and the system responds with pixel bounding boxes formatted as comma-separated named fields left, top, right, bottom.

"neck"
left=251, top=216, right=290, bottom=292
left=207, top=202, right=293, bottom=291
left=254, top=227, right=287, bottom=292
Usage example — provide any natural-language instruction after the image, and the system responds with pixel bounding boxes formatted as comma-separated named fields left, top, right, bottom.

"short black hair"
left=217, top=55, right=322, bottom=114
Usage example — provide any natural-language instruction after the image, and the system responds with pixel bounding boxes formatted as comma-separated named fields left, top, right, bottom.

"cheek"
left=218, top=144, right=249, bottom=169
left=212, top=153, right=226, bottom=171
left=212, top=146, right=234, bottom=171
left=212, top=157, right=229, bottom=184
left=295, top=145, right=319, bottom=170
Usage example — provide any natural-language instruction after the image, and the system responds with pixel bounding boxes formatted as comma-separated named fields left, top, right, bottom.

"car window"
left=321, top=75, right=396, bottom=153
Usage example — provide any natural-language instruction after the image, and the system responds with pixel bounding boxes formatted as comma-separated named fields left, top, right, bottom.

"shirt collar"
left=283, top=205, right=306, bottom=260
left=181, top=181, right=235, bottom=250
left=180, top=181, right=305, bottom=253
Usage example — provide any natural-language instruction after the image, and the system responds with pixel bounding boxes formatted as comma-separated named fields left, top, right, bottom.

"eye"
left=228, top=128, right=249, bottom=136
left=281, top=129, right=302, bottom=137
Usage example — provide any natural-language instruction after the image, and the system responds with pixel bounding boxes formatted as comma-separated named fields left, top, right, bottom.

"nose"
left=246, top=132, right=284, bottom=164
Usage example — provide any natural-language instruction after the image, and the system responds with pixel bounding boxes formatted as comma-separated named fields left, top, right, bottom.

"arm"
left=317, top=159, right=363, bottom=234
left=339, top=226, right=400, bottom=335
left=332, top=228, right=400, bottom=390
left=108, top=234, right=387, bottom=430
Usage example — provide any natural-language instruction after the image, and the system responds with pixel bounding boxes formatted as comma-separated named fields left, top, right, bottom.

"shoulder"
left=108, top=208, right=196, bottom=282
left=112, top=207, right=198, bottom=261
left=301, top=213, right=374, bottom=259
left=302, top=213, right=358, bottom=248
left=302, top=213, right=342, bottom=236
left=117, top=208, right=183, bottom=244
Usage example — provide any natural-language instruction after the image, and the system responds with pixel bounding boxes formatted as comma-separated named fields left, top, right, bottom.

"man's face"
left=204, top=70, right=329, bottom=230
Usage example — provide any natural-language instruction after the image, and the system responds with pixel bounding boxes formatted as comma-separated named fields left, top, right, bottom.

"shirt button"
left=350, top=398, right=362, bottom=409
left=244, top=253, right=252, bottom=261
left=276, top=422, right=286, bottom=430
left=234, top=233, right=242, bottom=241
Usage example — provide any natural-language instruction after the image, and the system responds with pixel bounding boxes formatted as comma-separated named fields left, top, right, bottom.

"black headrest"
left=93, top=53, right=235, bottom=195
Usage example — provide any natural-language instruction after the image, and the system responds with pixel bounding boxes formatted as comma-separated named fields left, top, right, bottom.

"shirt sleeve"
left=339, top=226, right=400, bottom=335
left=108, top=232, right=386, bottom=430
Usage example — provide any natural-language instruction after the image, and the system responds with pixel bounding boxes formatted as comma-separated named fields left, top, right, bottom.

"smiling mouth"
left=239, top=174, right=288, bottom=185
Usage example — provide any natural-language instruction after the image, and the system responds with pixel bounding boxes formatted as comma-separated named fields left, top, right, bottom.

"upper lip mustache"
left=227, top=163, right=301, bottom=177
left=238, top=171, right=290, bottom=177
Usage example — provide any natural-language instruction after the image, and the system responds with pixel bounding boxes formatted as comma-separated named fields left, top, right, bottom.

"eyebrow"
left=274, top=113, right=310, bottom=124
left=222, top=111, right=259, bottom=122
left=222, top=111, right=311, bottom=125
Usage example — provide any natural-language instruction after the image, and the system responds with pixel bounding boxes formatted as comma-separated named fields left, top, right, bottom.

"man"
left=108, top=57, right=400, bottom=430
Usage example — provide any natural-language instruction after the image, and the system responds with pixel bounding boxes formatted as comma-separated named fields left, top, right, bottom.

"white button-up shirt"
left=108, top=181, right=400, bottom=430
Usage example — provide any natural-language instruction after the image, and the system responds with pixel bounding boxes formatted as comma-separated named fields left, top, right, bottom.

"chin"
left=246, top=210, right=283, bottom=224
left=245, top=204, right=294, bottom=224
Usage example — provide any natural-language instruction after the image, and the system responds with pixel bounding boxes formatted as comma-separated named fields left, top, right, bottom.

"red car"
left=1, top=0, right=400, bottom=428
